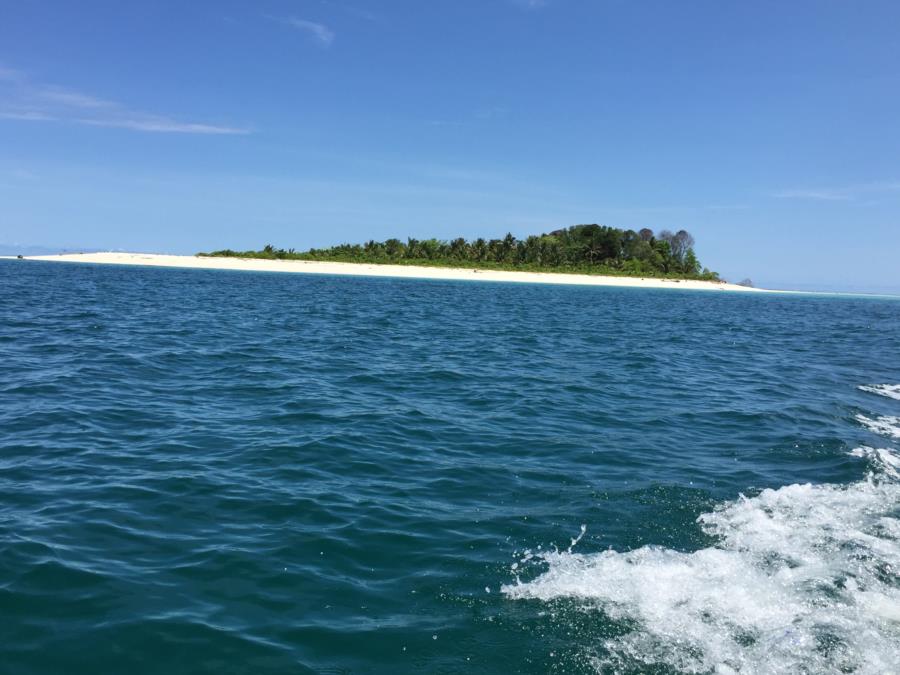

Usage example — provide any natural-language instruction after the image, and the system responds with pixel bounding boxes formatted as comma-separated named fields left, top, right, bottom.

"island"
left=19, top=225, right=767, bottom=292
left=200, top=225, right=721, bottom=281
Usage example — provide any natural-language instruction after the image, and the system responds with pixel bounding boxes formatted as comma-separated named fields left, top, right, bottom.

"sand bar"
left=16, top=252, right=766, bottom=292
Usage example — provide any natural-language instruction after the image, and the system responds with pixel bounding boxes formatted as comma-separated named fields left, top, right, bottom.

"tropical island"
left=20, top=225, right=767, bottom=292
left=199, top=225, right=721, bottom=281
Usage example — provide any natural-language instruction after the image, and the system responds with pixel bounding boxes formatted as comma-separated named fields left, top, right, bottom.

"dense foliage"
left=201, top=225, right=720, bottom=280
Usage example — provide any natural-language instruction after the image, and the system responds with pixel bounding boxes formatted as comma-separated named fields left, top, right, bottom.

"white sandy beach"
left=17, top=252, right=766, bottom=292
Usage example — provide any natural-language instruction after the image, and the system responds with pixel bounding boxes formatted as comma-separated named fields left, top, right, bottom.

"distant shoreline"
left=13, top=251, right=768, bottom=292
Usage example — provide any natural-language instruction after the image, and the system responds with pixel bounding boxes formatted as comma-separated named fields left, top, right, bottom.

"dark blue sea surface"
left=1, top=259, right=899, bottom=674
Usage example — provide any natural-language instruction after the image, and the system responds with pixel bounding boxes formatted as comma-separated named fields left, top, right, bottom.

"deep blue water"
left=1, top=259, right=899, bottom=674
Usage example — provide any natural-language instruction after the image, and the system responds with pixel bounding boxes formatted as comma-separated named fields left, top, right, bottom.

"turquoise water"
left=2, top=260, right=899, bottom=674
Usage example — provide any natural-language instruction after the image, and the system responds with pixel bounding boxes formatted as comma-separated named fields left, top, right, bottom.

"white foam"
left=851, top=445, right=900, bottom=479
left=856, top=414, right=900, bottom=440
left=859, top=384, right=900, bottom=401
left=503, top=447, right=900, bottom=674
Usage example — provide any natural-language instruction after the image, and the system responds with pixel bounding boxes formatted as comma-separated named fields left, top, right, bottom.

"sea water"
left=1, top=259, right=898, bottom=674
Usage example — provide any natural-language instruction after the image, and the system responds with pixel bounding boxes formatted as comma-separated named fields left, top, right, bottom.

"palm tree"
left=501, top=233, right=517, bottom=262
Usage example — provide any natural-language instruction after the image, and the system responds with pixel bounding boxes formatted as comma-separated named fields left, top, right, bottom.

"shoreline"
left=13, top=251, right=767, bottom=292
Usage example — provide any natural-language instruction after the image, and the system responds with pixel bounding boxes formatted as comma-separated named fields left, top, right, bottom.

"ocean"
left=1, top=259, right=898, bottom=674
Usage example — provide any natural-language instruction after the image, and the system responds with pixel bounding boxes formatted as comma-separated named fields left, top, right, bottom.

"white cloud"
left=283, top=17, right=335, bottom=46
left=0, top=64, right=24, bottom=81
left=510, top=0, right=548, bottom=9
left=0, top=110, right=57, bottom=122
left=78, top=117, right=247, bottom=135
left=475, top=106, right=509, bottom=120
left=0, top=66, right=250, bottom=135
left=773, top=189, right=851, bottom=201
left=774, top=182, right=900, bottom=201
left=320, top=1, right=378, bottom=23
left=9, top=168, right=38, bottom=180
left=38, top=86, right=116, bottom=109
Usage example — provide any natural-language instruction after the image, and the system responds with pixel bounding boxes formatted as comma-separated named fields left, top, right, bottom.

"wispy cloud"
left=774, top=189, right=852, bottom=201
left=0, top=110, right=56, bottom=122
left=0, top=64, right=24, bottom=81
left=509, top=0, right=549, bottom=9
left=426, top=120, right=464, bottom=128
left=77, top=117, right=249, bottom=135
left=774, top=181, right=900, bottom=201
left=9, top=168, right=38, bottom=181
left=426, top=106, right=510, bottom=128
left=319, top=1, right=379, bottom=23
left=0, top=66, right=249, bottom=135
left=599, top=203, right=751, bottom=215
left=38, top=86, right=116, bottom=109
left=274, top=16, right=335, bottom=46
left=475, top=106, right=509, bottom=120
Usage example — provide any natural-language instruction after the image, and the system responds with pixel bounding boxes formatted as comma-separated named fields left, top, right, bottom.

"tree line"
left=201, top=225, right=720, bottom=280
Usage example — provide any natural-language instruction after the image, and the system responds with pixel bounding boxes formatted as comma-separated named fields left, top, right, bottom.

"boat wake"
left=502, top=391, right=900, bottom=674
left=858, top=383, right=900, bottom=401
left=856, top=414, right=900, bottom=440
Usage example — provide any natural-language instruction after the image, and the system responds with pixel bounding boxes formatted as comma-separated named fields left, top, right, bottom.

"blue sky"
left=1, top=0, right=898, bottom=292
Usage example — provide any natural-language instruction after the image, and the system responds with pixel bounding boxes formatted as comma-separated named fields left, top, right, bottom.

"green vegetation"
left=199, top=225, right=721, bottom=280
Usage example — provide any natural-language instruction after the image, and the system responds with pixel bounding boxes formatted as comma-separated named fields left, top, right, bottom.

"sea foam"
left=859, top=383, right=900, bottom=401
left=503, top=446, right=900, bottom=674
left=856, top=414, right=900, bottom=440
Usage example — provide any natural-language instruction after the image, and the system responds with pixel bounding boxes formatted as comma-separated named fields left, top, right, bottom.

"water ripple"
left=1, top=260, right=899, bottom=673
